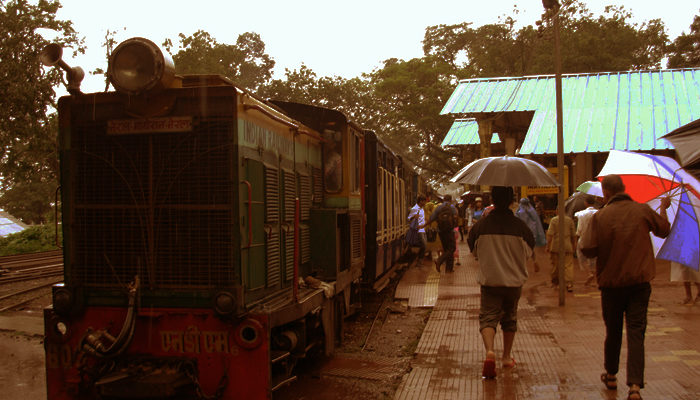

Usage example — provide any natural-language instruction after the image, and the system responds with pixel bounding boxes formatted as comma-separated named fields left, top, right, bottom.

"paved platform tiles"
left=394, top=241, right=700, bottom=399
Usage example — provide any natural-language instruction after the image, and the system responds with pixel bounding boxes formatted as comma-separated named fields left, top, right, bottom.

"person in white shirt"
left=574, top=195, right=598, bottom=286
left=408, top=195, right=428, bottom=258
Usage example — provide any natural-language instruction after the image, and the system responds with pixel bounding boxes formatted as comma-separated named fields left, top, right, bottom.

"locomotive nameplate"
left=107, top=117, right=193, bottom=135
left=160, top=326, right=240, bottom=355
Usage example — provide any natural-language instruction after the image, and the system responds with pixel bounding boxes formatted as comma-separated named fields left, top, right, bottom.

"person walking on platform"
left=423, top=197, right=441, bottom=260
left=424, top=195, right=457, bottom=272
left=580, top=174, right=670, bottom=400
left=575, top=195, right=599, bottom=286
left=516, top=197, right=545, bottom=272
left=670, top=261, right=700, bottom=305
left=467, top=186, right=534, bottom=379
left=546, top=211, right=576, bottom=292
left=407, top=195, right=428, bottom=259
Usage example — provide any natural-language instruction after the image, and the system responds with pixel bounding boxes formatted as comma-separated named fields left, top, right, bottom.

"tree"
left=534, top=2, right=668, bottom=73
left=423, top=14, right=540, bottom=79
left=164, top=30, right=275, bottom=92
left=667, top=14, right=700, bottom=68
left=422, top=1, right=668, bottom=77
left=259, top=65, right=378, bottom=130
left=91, top=27, right=125, bottom=91
left=0, top=0, right=83, bottom=224
left=368, top=56, right=460, bottom=184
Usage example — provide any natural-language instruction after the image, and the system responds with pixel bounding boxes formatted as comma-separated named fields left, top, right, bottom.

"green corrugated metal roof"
left=441, top=119, right=500, bottom=146
left=440, top=68, right=700, bottom=154
left=0, top=211, right=27, bottom=237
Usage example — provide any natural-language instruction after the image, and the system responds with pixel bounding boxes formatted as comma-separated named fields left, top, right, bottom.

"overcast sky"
left=51, top=0, right=699, bottom=93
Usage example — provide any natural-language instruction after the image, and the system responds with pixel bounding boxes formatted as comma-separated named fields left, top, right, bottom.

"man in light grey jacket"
left=467, top=186, right=534, bottom=379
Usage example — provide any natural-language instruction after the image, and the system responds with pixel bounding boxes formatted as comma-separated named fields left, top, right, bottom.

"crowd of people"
left=404, top=174, right=694, bottom=400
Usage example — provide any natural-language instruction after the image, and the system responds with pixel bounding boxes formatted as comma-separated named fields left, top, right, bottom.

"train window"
left=323, top=129, right=342, bottom=193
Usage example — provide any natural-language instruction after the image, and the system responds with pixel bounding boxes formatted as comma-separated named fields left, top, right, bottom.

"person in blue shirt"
left=407, top=195, right=428, bottom=258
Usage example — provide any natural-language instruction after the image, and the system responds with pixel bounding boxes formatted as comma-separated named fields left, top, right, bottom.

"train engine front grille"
left=69, top=111, right=236, bottom=290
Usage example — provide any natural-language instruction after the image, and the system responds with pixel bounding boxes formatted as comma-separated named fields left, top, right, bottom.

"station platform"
left=393, top=240, right=700, bottom=400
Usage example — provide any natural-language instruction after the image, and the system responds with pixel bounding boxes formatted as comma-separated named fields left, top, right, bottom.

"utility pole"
left=543, top=0, right=567, bottom=305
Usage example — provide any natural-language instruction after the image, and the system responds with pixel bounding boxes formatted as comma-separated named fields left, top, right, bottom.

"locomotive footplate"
left=265, top=286, right=329, bottom=328
left=94, top=358, right=198, bottom=399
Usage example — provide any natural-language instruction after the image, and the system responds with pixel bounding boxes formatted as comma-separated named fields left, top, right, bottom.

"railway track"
left=0, top=250, right=63, bottom=312
left=0, top=250, right=63, bottom=283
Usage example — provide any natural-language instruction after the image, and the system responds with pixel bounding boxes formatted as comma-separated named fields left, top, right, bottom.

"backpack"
left=437, top=206, right=454, bottom=232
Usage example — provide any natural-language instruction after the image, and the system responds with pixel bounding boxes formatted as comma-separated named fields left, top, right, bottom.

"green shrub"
left=0, top=225, right=62, bottom=256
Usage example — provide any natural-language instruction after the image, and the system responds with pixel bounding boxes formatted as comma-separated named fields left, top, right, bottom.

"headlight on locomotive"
left=213, top=291, right=237, bottom=316
left=107, top=37, right=175, bottom=95
left=52, top=286, right=73, bottom=315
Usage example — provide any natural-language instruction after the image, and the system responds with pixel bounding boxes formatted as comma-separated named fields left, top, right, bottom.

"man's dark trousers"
left=601, top=282, right=651, bottom=388
left=436, top=229, right=456, bottom=271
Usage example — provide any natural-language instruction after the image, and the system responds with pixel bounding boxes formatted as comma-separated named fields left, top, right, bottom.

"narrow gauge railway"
left=39, top=37, right=428, bottom=400
left=0, top=250, right=64, bottom=313
left=0, top=250, right=64, bottom=284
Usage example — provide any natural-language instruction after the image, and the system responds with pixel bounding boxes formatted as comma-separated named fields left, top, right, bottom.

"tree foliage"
left=667, top=14, right=700, bottom=68
left=164, top=30, right=275, bottom=92
left=368, top=57, right=460, bottom=182
left=0, top=0, right=83, bottom=224
left=259, top=65, right=378, bottom=130
left=422, top=1, right=668, bottom=77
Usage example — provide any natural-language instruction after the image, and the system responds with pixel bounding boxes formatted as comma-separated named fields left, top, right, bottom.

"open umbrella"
left=576, top=181, right=603, bottom=197
left=565, top=191, right=588, bottom=218
left=597, top=150, right=700, bottom=270
left=451, top=156, right=560, bottom=187
left=660, top=118, right=700, bottom=172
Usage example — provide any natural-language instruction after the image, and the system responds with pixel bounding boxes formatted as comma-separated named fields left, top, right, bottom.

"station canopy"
left=440, top=68, right=700, bottom=154
left=441, top=119, right=500, bottom=146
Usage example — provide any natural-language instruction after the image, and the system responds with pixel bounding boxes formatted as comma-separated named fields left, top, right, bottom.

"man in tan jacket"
left=580, top=174, right=670, bottom=400
left=546, top=212, right=576, bottom=291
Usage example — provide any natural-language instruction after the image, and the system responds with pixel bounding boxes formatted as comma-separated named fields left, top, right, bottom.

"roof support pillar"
left=504, top=137, right=516, bottom=156
left=477, top=119, right=493, bottom=158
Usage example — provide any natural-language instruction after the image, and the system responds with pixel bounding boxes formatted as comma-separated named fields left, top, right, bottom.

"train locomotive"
left=41, top=37, right=422, bottom=399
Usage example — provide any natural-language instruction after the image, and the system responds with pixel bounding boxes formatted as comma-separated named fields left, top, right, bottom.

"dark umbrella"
left=565, top=191, right=603, bottom=218
left=661, top=118, right=700, bottom=179
left=564, top=191, right=587, bottom=218
left=451, top=156, right=560, bottom=187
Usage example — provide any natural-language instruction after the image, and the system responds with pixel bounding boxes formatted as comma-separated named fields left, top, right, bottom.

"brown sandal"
left=600, top=372, right=617, bottom=390
left=627, top=389, right=642, bottom=400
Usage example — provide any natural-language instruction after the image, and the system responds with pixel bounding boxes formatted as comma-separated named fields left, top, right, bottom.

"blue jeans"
left=601, top=282, right=651, bottom=388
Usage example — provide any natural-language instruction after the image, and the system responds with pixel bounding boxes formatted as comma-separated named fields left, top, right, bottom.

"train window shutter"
left=284, top=226, right=294, bottom=282
left=264, top=165, right=280, bottom=287
left=265, top=166, right=280, bottom=223
left=283, top=170, right=296, bottom=223
left=298, top=173, right=312, bottom=221
left=300, top=224, right=310, bottom=264
left=351, top=216, right=362, bottom=260
left=266, top=229, right=281, bottom=288
left=312, top=167, right=323, bottom=204
left=282, top=170, right=296, bottom=281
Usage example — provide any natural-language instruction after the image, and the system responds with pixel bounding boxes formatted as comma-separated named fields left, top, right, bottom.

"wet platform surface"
left=394, top=241, right=700, bottom=399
